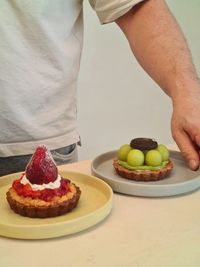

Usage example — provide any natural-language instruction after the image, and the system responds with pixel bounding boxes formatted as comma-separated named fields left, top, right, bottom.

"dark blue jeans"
left=0, top=144, right=78, bottom=176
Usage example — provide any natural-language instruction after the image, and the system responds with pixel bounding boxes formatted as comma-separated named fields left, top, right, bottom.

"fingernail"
left=189, top=160, right=199, bottom=170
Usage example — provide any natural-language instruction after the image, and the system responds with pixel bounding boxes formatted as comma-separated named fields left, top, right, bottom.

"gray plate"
left=91, top=150, right=200, bottom=197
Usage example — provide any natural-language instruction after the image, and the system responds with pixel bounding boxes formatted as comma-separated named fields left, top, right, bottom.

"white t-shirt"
left=0, top=0, right=143, bottom=156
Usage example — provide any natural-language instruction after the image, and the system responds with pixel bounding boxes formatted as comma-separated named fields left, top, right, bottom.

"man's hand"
left=116, top=0, right=200, bottom=170
left=171, top=90, right=200, bottom=170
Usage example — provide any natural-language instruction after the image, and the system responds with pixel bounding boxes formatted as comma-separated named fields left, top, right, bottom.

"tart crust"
left=113, top=159, right=173, bottom=182
left=6, top=182, right=81, bottom=218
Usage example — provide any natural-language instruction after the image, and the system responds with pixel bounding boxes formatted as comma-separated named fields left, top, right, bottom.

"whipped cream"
left=20, top=174, right=62, bottom=191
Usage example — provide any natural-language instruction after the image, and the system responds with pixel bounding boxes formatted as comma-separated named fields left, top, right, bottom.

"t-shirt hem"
left=0, top=132, right=80, bottom=157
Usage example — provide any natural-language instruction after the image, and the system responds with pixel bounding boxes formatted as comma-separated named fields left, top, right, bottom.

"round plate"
left=91, top=150, right=200, bottom=197
left=0, top=171, right=113, bottom=239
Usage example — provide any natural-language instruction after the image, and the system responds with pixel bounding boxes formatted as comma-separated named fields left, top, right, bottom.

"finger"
left=194, top=134, right=200, bottom=149
left=183, top=123, right=200, bottom=148
left=173, top=129, right=200, bottom=170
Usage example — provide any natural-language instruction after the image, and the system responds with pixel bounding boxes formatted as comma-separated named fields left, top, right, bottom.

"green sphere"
left=127, top=149, right=145, bottom=167
left=117, top=144, right=132, bottom=161
left=156, top=144, right=169, bottom=161
left=145, top=150, right=162, bottom=166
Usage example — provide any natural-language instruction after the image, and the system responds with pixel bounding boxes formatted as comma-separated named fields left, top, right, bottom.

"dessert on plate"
left=6, top=145, right=81, bottom=218
left=113, top=138, right=173, bottom=181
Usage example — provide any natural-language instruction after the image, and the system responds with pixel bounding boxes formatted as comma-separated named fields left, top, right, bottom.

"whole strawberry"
left=26, top=145, right=58, bottom=184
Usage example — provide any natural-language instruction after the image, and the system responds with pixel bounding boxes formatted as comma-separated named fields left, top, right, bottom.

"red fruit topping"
left=13, top=177, right=71, bottom=201
left=25, top=145, right=58, bottom=185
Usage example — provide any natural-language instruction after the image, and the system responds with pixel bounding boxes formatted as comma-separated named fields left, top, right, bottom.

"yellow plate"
left=0, top=171, right=113, bottom=240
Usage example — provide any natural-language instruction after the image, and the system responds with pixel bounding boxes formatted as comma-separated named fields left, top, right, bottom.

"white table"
left=1, top=145, right=200, bottom=267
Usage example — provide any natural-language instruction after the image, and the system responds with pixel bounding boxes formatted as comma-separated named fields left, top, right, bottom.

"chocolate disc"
left=130, top=138, right=158, bottom=151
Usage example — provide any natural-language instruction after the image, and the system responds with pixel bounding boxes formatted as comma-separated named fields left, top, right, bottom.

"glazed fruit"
left=145, top=150, right=162, bottom=167
left=117, top=144, right=132, bottom=161
left=156, top=144, right=169, bottom=161
left=12, top=176, right=70, bottom=201
left=26, top=145, right=58, bottom=185
left=127, top=149, right=145, bottom=167
left=116, top=139, right=170, bottom=169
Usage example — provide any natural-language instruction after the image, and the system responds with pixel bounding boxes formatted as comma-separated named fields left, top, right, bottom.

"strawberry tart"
left=6, top=145, right=81, bottom=218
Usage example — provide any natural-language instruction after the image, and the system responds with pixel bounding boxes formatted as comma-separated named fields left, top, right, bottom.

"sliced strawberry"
left=13, top=177, right=70, bottom=201
left=13, top=179, right=23, bottom=195
left=22, top=184, right=33, bottom=197
left=25, top=145, right=58, bottom=185
left=40, top=189, right=55, bottom=201
left=31, top=190, right=41, bottom=199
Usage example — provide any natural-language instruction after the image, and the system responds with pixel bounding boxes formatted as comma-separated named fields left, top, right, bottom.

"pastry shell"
left=113, top=159, right=173, bottom=182
left=6, top=183, right=81, bottom=218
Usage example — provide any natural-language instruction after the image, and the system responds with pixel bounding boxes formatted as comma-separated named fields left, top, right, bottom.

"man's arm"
left=116, top=0, right=200, bottom=170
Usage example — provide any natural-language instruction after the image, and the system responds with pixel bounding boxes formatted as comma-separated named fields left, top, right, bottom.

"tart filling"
left=113, top=159, right=173, bottom=181
left=12, top=174, right=71, bottom=202
left=118, top=160, right=169, bottom=171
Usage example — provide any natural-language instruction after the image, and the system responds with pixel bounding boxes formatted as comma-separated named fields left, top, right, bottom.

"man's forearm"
left=116, top=0, right=200, bottom=170
left=116, top=0, right=199, bottom=104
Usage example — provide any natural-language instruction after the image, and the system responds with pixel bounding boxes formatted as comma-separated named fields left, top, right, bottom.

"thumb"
left=173, top=129, right=199, bottom=170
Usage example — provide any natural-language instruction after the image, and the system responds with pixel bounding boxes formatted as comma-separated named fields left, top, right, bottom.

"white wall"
left=77, top=0, right=200, bottom=161
left=167, top=0, right=200, bottom=74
